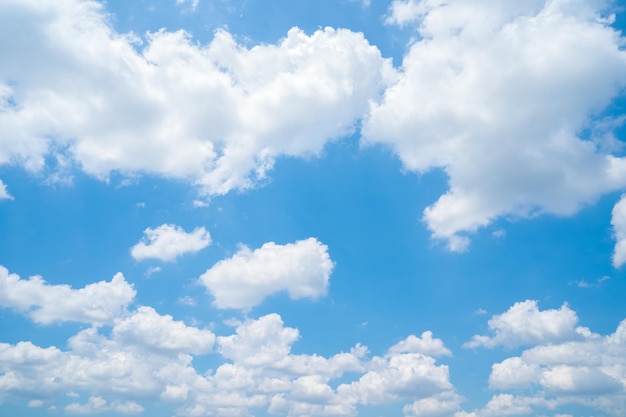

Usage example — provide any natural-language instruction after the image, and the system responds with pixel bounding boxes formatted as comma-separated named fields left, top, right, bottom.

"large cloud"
left=199, top=238, right=334, bottom=309
left=0, top=265, right=135, bottom=325
left=0, top=0, right=393, bottom=194
left=130, top=224, right=211, bottom=262
left=365, top=0, right=626, bottom=251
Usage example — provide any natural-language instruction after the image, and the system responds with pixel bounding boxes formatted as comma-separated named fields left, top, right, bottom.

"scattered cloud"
left=144, top=266, right=162, bottom=277
left=175, top=0, right=199, bottom=12
left=0, top=265, right=135, bottom=325
left=199, top=238, right=334, bottom=309
left=464, top=300, right=581, bottom=349
left=367, top=0, right=626, bottom=251
left=131, top=224, right=211, bottom=262
left=0, top=179, right=13, bottom=200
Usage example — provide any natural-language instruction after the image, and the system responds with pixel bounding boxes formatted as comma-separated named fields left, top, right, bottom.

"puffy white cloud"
left=217, top=314, right=299, bottom=367
left=0, top=265, right=135, bottom=325
left=0, top=0, right=392, bottom=195
left=403, top=392, right=464, bottom=417
left=0, top=179, right=12, bottom=200
left=464, top=300, right=580, bottom=348
left=199, top=238, right=334, bottom=309
left=112, top=306, right=215, bottom=354
left=611, top=194, right=626, bottom=267
left=366, top=0, right=626, bottom=250
left=388, top=331, right=452, bottom=357
left=462, top=306, right=626, bottom=417
left=130, top=224, right=211, bottom=262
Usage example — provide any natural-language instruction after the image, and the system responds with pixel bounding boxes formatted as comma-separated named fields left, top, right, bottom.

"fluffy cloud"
left=130, top=224, right=211, bottom=262
left=0, top=265, right=135, bottom=325
left=388, top=331, right=452, bottom=357
left=611, top=194, right=626, bottom=267
left=0, top=179, right=12, bottom=200
left=112, top=306, right=215, bottom=354
left=464, top=300, right=581, bottom=349
left=460, top=303, right=626, bottom=417
left=0, top=305, right=458, bottom=417
left=366, top=0, right=626, bottom=251
left=0, top=0, right=392, bottom=194
left=199, top=238, right=334, bottom=309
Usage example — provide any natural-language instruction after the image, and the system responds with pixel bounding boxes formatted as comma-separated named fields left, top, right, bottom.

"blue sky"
left=1, top=0, right=626, bottom=416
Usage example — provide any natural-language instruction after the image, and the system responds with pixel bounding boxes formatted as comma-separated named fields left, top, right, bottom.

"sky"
left=1, top=0, right=626, bottom=416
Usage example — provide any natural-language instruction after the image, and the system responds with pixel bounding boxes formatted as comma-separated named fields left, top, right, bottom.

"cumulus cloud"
left=388, top=331, right=452, bottom=357
left=611, top=194, right=626, bottom=267
left=112, top=306, right=215, bottom=354
left=199, top=238, right=334, bottom=309
left=0, top=265, right=135, bottom=325
left=0, top=0, right=392, bottom=195
left=0, top=179, right=12, bottom=200
left=130, top=224, right=211, bottom=262
left=459, top=303, right=626, bottom=417
left=464, top=300, right=581, bottom=349
left=65, top=396, right=144, bottom=415
left=366, top=0, right=626, bottom=250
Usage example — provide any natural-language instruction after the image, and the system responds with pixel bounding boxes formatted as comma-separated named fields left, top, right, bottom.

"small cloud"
left=0, top=179, right=14, bottom=200
left=28, top=400, right=44, bottom=408
left=176, top=0, right=199, bottom=12
left=359, top=321, right=368, bottom=328
left=144, top=266, right=162, bottom=277
left=131, top=224, right=211, bottom=262
left=570, top=276, right=610, bottom=289
left=492, top=229, right=506, bottom=238
left=136, top=202, right=146, bottom=209
left=178, top=296, right=196, bottom=306
left=223, top=317, right=242, bottom=327
left=193, top=200, right=209, bottom=208
left=475, top=308, right=488, bottom=315
left=67, top=392, right=80, bottom=398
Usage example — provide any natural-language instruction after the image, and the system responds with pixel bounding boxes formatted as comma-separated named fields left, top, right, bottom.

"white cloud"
left=112, top=306, right=215, bottom=354
left=366, top=0, right=626, bottom=250
left=130, top=224, right=211, bottom=262
left=460, top=304, right=626, bottom=417
left=0, top=179, right=13, bottom=200
left=464, top=300, right=581, bottom=349
left=0, top=265, right=135, bottom=325
left=199, top=238, right=334, bottom=309
left=403, top=392, right=464, bottom=417
left=65, top=396, right=144, bottom=415
left=611, top=194, right=626, bottom=267
left=0, top=0, right=392, bottom=195
left=388, top=331, right=452, bottom=357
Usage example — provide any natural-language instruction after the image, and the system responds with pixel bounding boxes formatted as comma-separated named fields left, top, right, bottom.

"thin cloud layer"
left=366, top=0, right=626, bottom=251
left=130, top=224, right=211, bottom=262
left=0, top=265, right=135, bottom=325
left=0, top=0, right=392, bottom=195
left=199, top=238, right=334, bottom=309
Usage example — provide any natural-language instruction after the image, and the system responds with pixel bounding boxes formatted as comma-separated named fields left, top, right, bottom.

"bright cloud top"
left=366, top=0, right=626, bottom=251
left=199, top=238, right=334, bottom=309
left=464, top=300, right=581, bottom=349
left=130, top=224, right=211, bottom=262
left=0, top=265, right=135, bottom=325
left=0, top=0, right=392, bottom=195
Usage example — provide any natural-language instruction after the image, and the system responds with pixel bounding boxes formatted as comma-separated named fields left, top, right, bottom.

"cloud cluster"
left=462, top=301, right=626, bottom=417
left=131, top=224, right=211, bottom=262
left=0, top=0, right=392, bottom=195
left=367, top=0, right=626, bottom=250
left=199, top=238, right=334, bottom=309
left=0, top=263, right=457, bottom=417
